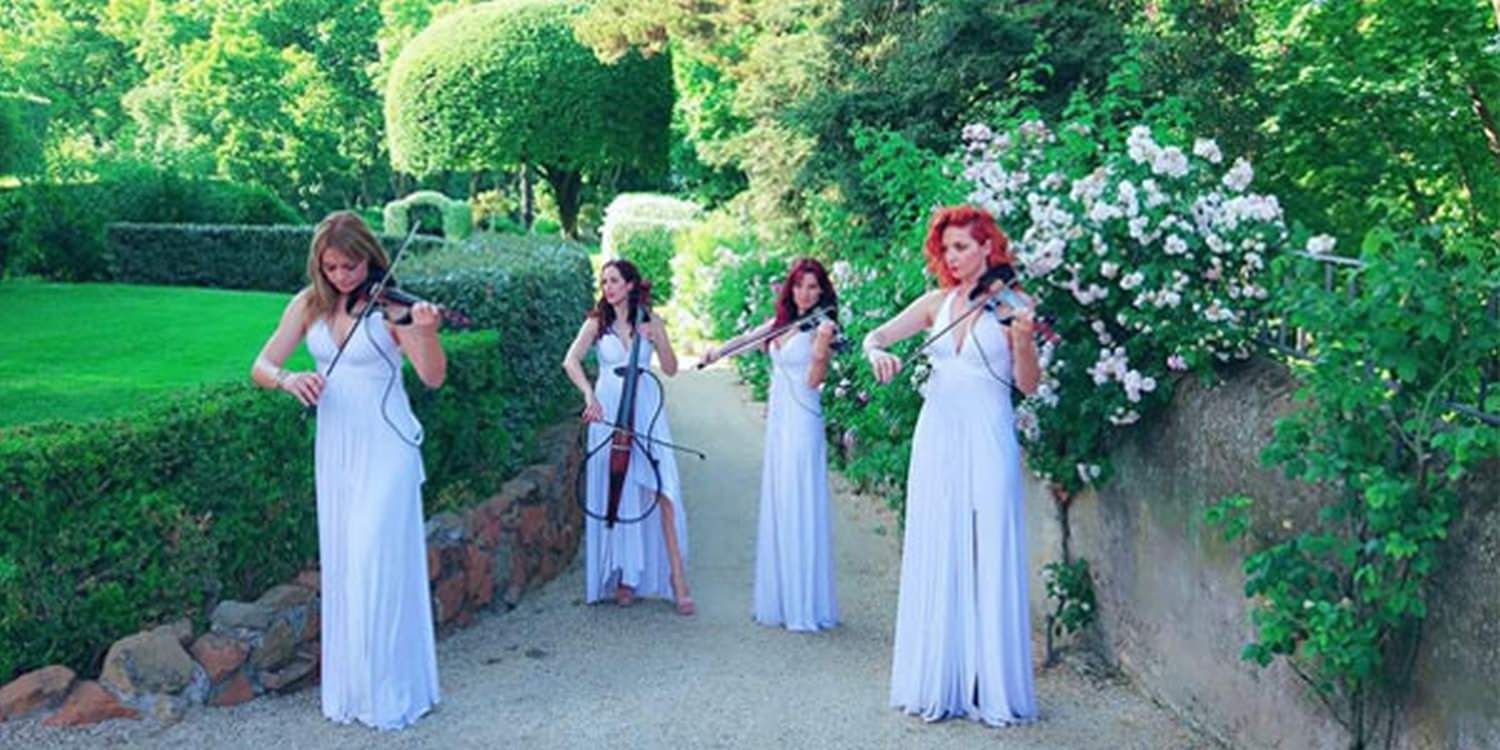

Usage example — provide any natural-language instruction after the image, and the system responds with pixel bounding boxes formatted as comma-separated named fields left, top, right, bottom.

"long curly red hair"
left=923, top=205, right=1014, bottom=288
left=772, top=258, right=838, bottom=331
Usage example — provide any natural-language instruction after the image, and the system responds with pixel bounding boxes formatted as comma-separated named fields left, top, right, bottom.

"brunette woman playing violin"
left=562, top=259, right=694, bottom=615
left=248, top=211, right=442, bottom=729
left=700, top=257, right=840, bottom=631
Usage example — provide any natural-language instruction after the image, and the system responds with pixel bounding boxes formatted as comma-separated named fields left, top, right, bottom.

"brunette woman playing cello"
left=562, top=260, right=694, bottom=615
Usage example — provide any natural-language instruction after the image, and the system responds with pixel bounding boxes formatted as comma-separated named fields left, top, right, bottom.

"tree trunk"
left=541, top=166, right=584, bottom=240
left=1467, top=80, right=1500, bottom=173
left=519, top=164, right=535, bottom=231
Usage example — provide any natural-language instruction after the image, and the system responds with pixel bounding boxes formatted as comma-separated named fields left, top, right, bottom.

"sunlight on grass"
left=0, top=280, right=314, bottom=427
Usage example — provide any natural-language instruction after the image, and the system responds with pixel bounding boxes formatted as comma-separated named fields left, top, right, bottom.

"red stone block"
left=433, top=573, right=467, bottom=624
left=0, top=665, right=74, bottom=721
left=473, top=513, right=504, bottom=550
left=209, top=672, right=254, bottom=708
left=427, top=546, right=440, bottom=581
left=42, top=682, right=138, bottom=727
left=190, top=633, right=249, bottom=684
left=465, top=546, right=495, bottom=607
left=519, top=506, right=547, bottom=546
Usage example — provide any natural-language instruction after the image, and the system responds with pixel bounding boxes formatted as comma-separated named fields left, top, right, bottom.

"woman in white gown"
left=562, top=260, right=694, bottom=615
left=250, top=211, right=443, bottom=730
left=702, top=258, right=839, bottom=631
left=863, top=206, right=1041, bottom=726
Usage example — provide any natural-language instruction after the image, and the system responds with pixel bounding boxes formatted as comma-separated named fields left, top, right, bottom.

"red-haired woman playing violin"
left=702, top=257, right=841, bottom=632
left=862, top=206, right=1040, bottom=727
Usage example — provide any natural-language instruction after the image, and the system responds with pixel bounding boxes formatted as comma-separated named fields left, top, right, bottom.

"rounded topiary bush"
left=385, top=0, right=673, bottom=238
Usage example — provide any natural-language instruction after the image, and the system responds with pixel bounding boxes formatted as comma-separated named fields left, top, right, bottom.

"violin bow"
left=593, top=419, right=707, bottom=460
left=322, top=224, right=421, bottom=383
left=696, top=304, right=836, bottom=369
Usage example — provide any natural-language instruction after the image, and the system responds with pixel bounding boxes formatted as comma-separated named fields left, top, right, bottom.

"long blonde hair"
left=303, top=211, right=390, bottom=323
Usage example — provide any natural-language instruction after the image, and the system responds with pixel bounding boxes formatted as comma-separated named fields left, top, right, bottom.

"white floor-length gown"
left=309, top=313, right=440, bottom=730
left=583, top=331, right=688, bottom=604
left=889, top=290, right=1037, bottom=725
left=752, top=329, right=839, bottom=630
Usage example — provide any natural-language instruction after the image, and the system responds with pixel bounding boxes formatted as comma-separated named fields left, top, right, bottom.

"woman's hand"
left=280, top=371, right=326, bottom=407
left=867, top=347, right=902, bottom=384
left=1009, top=305, right=1036, bottom=338
left=815, top=320, right=837, bottom=343
left=581, top=396, right=604, bottom=423
left=409, top=301, right=441, bottom=333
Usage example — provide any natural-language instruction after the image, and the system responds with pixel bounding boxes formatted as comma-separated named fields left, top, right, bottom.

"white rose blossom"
left=1306, top=234, right=1337, bottom=254
left=1223, top=157, right=1254, bottom=192
left=1193, top=138, right=1223, bottom=164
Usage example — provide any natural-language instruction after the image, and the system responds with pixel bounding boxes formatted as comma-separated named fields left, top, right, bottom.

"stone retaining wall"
left=1023, top=357, right=1499, bottom=750
left=0, top=422, right=584, bottom=728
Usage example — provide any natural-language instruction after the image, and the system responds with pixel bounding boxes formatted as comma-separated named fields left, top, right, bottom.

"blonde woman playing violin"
left=249, top=211, right=443, bottom=730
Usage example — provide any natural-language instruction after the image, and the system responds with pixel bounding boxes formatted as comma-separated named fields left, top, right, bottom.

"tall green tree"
left=1248, top=0, right=1500, bottom=241
left=386, top=0, right=674, bottom=238
left=0, top=93, right=49, bottom=177
left=0, top=0, right=142, bottom=155
left=1131, top=0, right=1260, bottom=157
left=118, top=0, right=392, bottom=214
left=575, top=0, right=1131, bottom=234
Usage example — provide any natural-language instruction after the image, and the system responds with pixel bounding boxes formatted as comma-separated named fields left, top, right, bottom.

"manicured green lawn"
left=0, top=280, right=314, bottom=427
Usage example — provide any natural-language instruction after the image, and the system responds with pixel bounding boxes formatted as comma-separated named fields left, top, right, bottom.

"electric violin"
left=346, top=268, right=475, bottom=330
left=897, top=262, right=1056, bottom=372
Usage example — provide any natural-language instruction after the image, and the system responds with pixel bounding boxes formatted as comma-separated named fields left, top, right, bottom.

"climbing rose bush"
left=961, top=119, right=1289, bottom=492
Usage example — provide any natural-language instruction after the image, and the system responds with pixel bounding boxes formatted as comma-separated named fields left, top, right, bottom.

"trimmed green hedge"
left=403, top=232, right=594, bottom=417
left=384, top=191, right=473, bottom=241
left=0, top=236, right=592, bottom=681
left=0, top=378, right=318, bottom=681
left=109, top=223, right=446, bottom=292
left=1, top=165, right=300, bottom=280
